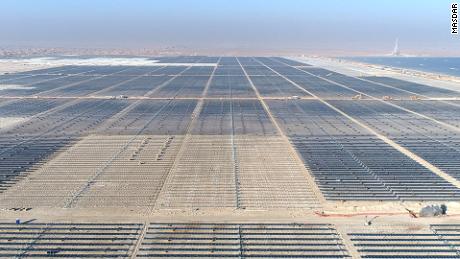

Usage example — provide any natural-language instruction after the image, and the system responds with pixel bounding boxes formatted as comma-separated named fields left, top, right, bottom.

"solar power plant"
left=1, top=56, right=460, bottom=258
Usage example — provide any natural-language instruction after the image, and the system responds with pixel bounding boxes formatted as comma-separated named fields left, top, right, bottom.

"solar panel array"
left=192, top=99, right=277, bottom=135
left=156, top=135, right=319, bottom=209
left=349, top=226, right=460, bottom=258
left=267, top=99, right=460, bottom=201
left=329, top=100, right=460, bottom=183
left=1, top=55, right=460, bottom=208
left=3, top=222, right=460, bottom=258
left=364, top=76, right=460, bottom=98
left=0, top=222, right=142, bottom=258
left=138, top=223, right=350, bottom=258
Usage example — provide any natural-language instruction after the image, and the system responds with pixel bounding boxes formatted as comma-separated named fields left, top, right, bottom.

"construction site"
left=0, top=56, right=460, bottom=258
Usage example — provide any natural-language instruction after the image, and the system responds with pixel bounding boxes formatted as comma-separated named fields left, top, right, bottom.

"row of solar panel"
left=0, top=222, right=458, bottom=258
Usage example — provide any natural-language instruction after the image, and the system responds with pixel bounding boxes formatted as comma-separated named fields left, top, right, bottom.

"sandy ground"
left=0, top=206, right=458, bottom=232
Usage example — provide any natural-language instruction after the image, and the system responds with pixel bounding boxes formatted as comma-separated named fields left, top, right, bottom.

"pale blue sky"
left=0, top=0, right=457, bottom=55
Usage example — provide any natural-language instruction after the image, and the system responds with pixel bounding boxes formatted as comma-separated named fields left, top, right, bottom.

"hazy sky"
left=1, top=0, right=458, bottom=55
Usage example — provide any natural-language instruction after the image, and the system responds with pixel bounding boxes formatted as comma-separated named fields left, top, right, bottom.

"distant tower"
left=391, top=38, right=401, bottom=56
